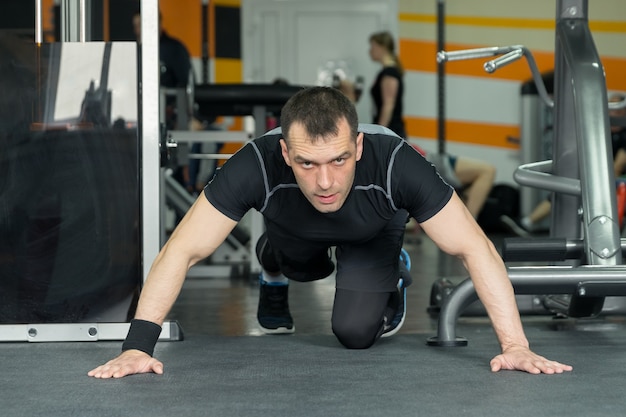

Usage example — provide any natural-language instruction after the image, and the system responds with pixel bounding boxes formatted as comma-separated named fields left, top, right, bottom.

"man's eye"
left=335, top=158, right=346, bottom=165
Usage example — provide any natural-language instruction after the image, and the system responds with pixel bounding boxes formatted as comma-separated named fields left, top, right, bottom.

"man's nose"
left=317, top=165, right=332, bottom=190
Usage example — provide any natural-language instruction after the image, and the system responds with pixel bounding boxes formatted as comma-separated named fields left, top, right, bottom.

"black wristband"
left=122, top=319, right=162, bottom=357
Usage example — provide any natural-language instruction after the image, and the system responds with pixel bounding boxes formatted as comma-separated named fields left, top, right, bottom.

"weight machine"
left=428, top=0, right=626, bottom=346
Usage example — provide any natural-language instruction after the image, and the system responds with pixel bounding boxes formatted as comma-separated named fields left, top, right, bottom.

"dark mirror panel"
left=0, top=34, right=141, bottom=323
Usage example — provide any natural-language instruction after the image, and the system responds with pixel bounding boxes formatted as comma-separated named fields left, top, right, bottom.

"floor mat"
left=1, top=328, right=624, bottom=417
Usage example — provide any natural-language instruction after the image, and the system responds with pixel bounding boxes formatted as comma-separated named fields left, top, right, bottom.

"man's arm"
left=420, top=193, right=572, bottom=374
left=88, top=195, right=238, bottom=378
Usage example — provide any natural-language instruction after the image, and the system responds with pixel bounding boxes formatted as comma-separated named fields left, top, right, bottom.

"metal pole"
left=436, top=0, right=446, bottom=155
left=141, top=0, right=162, bottom=282
left=79, top=0, right=87, bottom=42
left=202, top=0, right=210, bottom=84
left=59, top=0, right=90, bottom=42
left=35, top=0, right=43, bottom=44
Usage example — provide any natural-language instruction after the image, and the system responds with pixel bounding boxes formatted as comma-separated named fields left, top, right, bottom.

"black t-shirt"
left=204, top=124, right=453, bottom=246
left=370, top=67, right=405, bottom=138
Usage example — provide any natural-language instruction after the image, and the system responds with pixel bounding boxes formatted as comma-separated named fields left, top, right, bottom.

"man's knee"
left=332, top=318, right=380, bottom=350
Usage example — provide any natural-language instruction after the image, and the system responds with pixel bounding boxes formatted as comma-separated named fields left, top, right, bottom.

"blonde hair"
left=369, top=31, right=404, bottom=76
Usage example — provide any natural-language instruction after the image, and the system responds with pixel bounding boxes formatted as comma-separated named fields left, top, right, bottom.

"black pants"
left=256, top=210, right=410, bottom=349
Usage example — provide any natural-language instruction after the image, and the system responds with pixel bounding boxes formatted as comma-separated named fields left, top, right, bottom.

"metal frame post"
left=553, top=0, right=620, bottom=265
left=60, top=0, right=90, bottom=42
left=436, top=0, right=446, bottom=155
left=141, top=0, right=162, bottom=283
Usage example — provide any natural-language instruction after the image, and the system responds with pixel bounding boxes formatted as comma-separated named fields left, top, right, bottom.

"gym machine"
left=0, top=0, right=181, bottom=342
left=428, top=0, right=626, bottom=346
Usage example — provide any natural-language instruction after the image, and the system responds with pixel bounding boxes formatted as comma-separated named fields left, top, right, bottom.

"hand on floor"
left=490, top=344, right=573, bottom=374
left=87, top=349, right=164, bottom=379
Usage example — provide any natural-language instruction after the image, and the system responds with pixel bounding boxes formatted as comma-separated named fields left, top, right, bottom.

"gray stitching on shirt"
left=250, top=142, right=272, bottom=212
left=384, top=141, right=404, bottom=211
left=266, top=184, right=300, bottom=206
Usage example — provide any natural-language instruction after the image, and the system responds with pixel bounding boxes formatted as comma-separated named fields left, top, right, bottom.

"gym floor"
left=4, top=228, right=626, bottom=417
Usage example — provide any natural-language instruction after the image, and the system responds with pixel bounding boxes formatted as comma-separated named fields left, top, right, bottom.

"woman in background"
left=368, top=31, right=406, bottom=138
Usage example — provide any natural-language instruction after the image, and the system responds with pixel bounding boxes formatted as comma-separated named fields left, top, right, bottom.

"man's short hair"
left=280, top=87, right=358, bottom=143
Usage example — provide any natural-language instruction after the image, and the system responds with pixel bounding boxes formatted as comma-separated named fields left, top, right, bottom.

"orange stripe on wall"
left=399, top=13, right=554, bottom=30
left=406, top=117, right=520, bottom=149
left=399, top=13, right=626, bottom=33
left=401, top=39, right=626, bottom=90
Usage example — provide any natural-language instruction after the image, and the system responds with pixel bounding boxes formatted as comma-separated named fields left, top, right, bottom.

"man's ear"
left=355, top=132, right=364, bottom=161
left=280, top=139, right=292, bottom=166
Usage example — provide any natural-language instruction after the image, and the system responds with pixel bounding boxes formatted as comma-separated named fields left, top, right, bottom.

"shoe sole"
left=259, top=325, right=295, bottom=335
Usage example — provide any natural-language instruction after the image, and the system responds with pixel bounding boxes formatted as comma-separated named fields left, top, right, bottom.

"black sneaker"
left=382, top=248, right=412, bottom=338
left=257, top=279, right=295, bottom=334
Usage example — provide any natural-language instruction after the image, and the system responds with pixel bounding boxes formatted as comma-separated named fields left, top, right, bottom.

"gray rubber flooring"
left=2, top=326, right=626, bottom=417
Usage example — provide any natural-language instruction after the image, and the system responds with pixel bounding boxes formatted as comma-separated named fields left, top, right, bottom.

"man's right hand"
left=87, top=349, right=164, bottom=379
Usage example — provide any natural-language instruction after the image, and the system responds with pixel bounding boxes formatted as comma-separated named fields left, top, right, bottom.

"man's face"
left=280, top=118, right=363, bottom=213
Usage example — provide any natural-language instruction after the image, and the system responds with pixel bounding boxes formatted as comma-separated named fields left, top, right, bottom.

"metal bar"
left=60, top=0, right=79, bottom=42
left=188, top=153, right=234, bottom=159
left=437, top=45, right=520, bottom=63
left=79, top=0, right=87, bottom=42
left=436, top=0, right=446, bottom=155
left=202, top=0, right=210, bottom=84
left=141, top=0, right=162, bottom=282
left=0, top=321, right=182, bottom=342
left=430, top=265, right=626, bottom=344
left=169, top=130, right=249, bottom=143
left=35, top=0, right=43, bottom=44
left=514, top=160, right=582, bottom=196
left=484, top=49, right=523, bottom=73
left=521, top=48, right=555, bottom=108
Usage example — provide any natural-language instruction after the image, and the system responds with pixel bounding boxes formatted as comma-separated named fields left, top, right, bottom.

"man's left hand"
left=490, top=345, right=573, bottom=374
